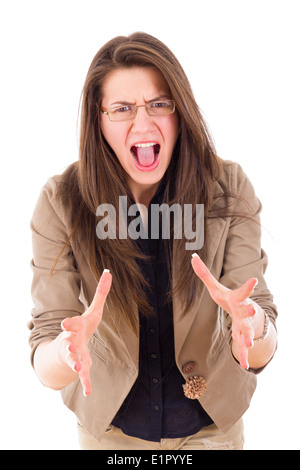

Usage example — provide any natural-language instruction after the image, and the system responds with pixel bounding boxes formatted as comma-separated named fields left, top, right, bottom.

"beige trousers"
left=78, top=419, right=244, bottom=450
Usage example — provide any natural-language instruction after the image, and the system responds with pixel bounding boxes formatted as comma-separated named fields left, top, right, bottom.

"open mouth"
left=130, top=143, right=160, bottom=171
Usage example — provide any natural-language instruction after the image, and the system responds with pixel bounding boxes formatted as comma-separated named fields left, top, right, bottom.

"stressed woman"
left=29, top=33, right=277, bottom=450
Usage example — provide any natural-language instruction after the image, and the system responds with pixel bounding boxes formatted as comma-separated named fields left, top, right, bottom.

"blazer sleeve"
left=219, top=162, right=278, bottom=330
left=28, top=177, right=85, bottom=366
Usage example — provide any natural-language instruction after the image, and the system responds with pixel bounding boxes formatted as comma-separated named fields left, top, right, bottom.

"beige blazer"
left=28, top=160, right=277, bottom=441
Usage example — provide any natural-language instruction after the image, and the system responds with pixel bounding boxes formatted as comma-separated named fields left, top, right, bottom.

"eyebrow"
left=109, top=95, right=171, bottom=107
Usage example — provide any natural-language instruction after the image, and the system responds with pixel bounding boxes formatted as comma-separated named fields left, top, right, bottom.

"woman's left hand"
left=191, top=253, right=259, bottom=370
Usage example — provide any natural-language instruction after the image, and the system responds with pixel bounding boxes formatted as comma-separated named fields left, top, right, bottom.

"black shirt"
left=111, top=184, right=213, bottom=441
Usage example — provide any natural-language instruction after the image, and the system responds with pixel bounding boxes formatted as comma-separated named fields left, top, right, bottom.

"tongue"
left=136, top=146, right=155, bottom=166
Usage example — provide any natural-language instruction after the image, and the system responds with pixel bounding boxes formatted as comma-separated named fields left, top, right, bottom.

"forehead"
left=101, top=67, right=170, bottom=104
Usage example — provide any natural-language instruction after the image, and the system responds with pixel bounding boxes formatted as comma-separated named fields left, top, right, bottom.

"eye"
left=150, top=100, right=170, bottom=108
left=113, top=105, right=132, bottom=113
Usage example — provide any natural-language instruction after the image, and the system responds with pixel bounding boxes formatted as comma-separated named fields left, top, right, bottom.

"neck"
left=129, top=181, right=160, bottom=208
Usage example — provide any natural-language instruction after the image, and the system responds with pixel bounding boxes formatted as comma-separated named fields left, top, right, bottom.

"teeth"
left=134, top=142, right=156, bottom=148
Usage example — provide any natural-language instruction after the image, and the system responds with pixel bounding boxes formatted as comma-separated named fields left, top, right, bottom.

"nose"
left=131, top=106, right=156, bottom=133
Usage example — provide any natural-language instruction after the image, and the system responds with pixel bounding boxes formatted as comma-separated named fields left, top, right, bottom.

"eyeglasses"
left=101, top=99, right=176, bottom=122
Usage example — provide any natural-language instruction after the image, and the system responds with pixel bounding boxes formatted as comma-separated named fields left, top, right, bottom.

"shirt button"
left=151, top=353, right=158, bottom=359
left=154, top=405, right=160, bottom=411
left=152, top=378, right=159, bottom=384
left=149, top=328, right=156, bottom=334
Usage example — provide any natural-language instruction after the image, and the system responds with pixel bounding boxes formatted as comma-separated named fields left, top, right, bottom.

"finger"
left=232, top=321, right=252, bottom=369
left=245, top=302, right=257, bottom=318
left=78, top=350, right=92, bottom=396
left=238, top=342, right=250, bottom=370
left=235, top=278, right=258, bottom=303
left=234, top=330, right=249, bottom=369
left=241, top=318, right=254, bottom=348
left=61, top=318, right=72, bottom=331
left=60, top=338, right=82, bottom=372
left=66, top=343, right=77, bottom=354
left=191, top=253, right=223, bottom=292
left=61, top=316, right=83, bottom=333
left=84, top=269, right=112, bottom=319
left=81, top=374, right=92, bottom=397
left=232, top=321, right=240, bottom=344
left=232, top=300, right=257, bottom=320
left=65, top=350, right=82, bottom=373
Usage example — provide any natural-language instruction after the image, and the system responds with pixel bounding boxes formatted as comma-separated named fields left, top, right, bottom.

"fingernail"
left=191, top=253, right=198, bottom=258
left=103, top=269, right=110, bottom=273
left=73, top=363, right=81, bottom=373
left=254, top=278, right=258, bottom=287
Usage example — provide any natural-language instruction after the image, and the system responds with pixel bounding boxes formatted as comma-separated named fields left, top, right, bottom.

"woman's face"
left=100, top=67, right=179, bottom=203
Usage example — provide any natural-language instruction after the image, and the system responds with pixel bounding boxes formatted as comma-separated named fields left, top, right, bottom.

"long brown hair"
left=54, top=32, right=225, bottom=332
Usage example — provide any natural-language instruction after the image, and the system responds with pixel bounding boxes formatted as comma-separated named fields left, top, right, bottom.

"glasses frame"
left=101, top=99, right=176, bottom=122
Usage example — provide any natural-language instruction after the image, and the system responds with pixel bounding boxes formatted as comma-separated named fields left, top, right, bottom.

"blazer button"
left=182, top=361, right=196, bottom=374
left=183, top=376, right=207, bottom=399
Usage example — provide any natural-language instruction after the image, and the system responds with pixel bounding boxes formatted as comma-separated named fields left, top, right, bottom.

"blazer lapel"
left=80, top=251, right=140, bottom=369
left=172, top=180, right=227, bottom=356
left=106, top=300, right=140, bottom=368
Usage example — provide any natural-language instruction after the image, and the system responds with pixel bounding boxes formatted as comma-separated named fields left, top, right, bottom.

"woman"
left=29, top=32, right=277, bottom=450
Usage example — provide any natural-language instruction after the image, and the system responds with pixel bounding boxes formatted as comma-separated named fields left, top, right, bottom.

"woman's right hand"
left=56, top=269, right=112, bottom=397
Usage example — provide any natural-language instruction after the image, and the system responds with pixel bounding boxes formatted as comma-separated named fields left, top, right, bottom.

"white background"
left=1, top=0, right=299, bottom=450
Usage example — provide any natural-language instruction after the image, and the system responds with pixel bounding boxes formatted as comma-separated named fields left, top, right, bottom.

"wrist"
left=34, top=338, right=77, bottom=391
left=54, top=333, right=68, bottom=368
left=253, top=310, right=270, bottom=342
left=251, top=303, right=265, bottom=338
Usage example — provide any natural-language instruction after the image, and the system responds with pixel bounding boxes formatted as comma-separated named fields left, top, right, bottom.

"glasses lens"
left=147, top=100, right=175, bottom=116
left=109, top=106, right=135, bottom=121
